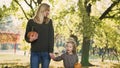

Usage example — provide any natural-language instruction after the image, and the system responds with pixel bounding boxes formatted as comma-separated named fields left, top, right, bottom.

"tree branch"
left=24, top=0, right=29, bottom=6
left=14, top=0, right=29, bottom=20
left=33, top=0, right=38, bottom=6
left=37, top=0, right=42, bottom=5
left=30, top=0, right=32, bottom=5
left=24, top=0, right=35, bottom=16
left=99, top=0, right=120, bottom=20
left=104, top=16, right=115, bottom=18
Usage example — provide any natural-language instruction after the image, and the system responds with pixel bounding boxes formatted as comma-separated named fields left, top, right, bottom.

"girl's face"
left=66, top=43, right=73, bottom=54
left=44, top=9, right=50, bottom=17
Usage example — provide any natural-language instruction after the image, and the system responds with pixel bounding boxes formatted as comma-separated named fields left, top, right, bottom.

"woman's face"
left=44, top=9, right=50, bottom=17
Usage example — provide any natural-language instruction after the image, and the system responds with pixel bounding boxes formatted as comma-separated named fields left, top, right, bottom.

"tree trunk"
left=81, top=37, right=92, bottom=66
left=78, top=0, right=94, bottom=66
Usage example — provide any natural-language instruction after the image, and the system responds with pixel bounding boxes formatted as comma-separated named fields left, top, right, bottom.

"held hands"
left=49, top=53, right=55, bottom=60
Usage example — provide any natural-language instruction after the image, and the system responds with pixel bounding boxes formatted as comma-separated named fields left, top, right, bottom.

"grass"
left=0, top=54, right=120, bottom=68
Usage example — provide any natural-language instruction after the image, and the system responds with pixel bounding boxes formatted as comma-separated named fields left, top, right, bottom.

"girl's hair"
left=33, top=3, right=50, bottom=24
left=66, top=38, right=77, bottom=54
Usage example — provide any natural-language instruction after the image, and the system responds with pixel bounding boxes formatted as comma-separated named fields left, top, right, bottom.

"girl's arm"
left=53, top=56, right=63, bottom=61
left=53, top=54, right=64, bottom=61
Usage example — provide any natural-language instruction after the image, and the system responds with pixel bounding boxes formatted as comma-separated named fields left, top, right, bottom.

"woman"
left=24, top=3, right=54, bottom=68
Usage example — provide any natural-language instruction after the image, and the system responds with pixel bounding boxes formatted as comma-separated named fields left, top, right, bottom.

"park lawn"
left=0, top=54, right=120, bottom=68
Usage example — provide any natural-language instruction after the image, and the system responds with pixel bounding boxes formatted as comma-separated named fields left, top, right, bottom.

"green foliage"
left=49, top=0, right=120, bottom=52
left=50, top=0, right=80, bottom=38
left=93, top=19, right=120, bottom=51
left=108, top=2, right=120, bottom=22
left=0, top=1, right=18, bottom=20
left=0, top=0, right=120, bottom=53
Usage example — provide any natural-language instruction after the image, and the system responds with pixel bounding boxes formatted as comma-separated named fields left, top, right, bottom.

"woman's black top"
left=24, top=19, right=54, bottom=53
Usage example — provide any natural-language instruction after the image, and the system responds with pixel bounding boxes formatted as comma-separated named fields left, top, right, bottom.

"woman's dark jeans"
left=30, top=52, right=50, bottom=68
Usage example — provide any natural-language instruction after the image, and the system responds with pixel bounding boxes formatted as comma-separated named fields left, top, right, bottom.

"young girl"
left=52, top=38, right=78, bottom=68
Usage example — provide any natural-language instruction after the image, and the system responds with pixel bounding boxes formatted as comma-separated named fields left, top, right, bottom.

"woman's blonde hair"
left=33, top=3, right=50, bottom=24
left=66, top=38, right=77, bottom=54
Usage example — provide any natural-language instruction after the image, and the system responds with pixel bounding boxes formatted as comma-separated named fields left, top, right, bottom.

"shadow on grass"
left=0, top=63, right=30, bottom=68
left=1, top=63, right=120, bottom=68
left=112, top=63, right=120, bottom=68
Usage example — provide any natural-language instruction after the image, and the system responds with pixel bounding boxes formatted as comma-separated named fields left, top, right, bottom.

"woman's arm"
left=48, top=19, right=54, bottom=53
left=24, top=19, right=32, bottom=43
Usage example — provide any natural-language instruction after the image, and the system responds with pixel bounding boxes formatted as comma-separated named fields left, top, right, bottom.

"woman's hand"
left=29, top=36, right=37, bottom=42
left=28, top=31, right=38, bottom=42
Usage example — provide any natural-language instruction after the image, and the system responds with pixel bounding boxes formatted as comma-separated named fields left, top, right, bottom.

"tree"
left=78, top=0, right=95, bottom=66
left=78, top=0, right=120, bottom=66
